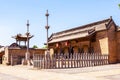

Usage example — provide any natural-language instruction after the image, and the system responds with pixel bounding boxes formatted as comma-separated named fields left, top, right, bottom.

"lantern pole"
left=45, top=10, right=50, bottom=52
left=26, top=20, right=30, bottom=61
left=23, top=20, right=31, bottom=65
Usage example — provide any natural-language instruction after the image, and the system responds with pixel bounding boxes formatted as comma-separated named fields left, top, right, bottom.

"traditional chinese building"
left=48, top=17, right=120, bottom=64
left=12, top=33, right=33, bottom=48
left=1, top=33, right=45, bottom=65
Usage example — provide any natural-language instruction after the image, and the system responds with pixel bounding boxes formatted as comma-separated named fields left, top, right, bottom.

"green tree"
left=42, top=45, right=47, bottom=49
left=118, top=4, right=120, bottom=8
left=33, top=45, right=38, bottom=49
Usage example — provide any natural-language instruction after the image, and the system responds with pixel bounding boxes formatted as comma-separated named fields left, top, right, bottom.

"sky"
left=0, top=0, right=120, bottom=48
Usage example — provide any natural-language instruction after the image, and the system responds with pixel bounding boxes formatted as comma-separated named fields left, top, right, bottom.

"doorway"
left=83, top=45, right=89, bottom=53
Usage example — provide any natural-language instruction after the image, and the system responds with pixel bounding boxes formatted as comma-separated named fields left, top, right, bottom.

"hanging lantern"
left=65, top=41, right=68, bottom=46
left=56, top=43, right=59, bottom=48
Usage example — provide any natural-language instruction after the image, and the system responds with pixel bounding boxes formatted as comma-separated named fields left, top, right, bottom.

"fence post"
left=58, top=53, right=60, bottom=69
left=64, top=54, right=66, bottom=68
left=73, top=53, right=76, bottom=68
left=76, top=53, right=78, bottom=68
left=11, top=54, right=13, bottom=66
left=33, top=53, right=109, bottom=69
left=61, top=53, right=63, bottom=68
left=33, top=54, right=35, bottom=68
left=78, top=53, right=81, bottom=68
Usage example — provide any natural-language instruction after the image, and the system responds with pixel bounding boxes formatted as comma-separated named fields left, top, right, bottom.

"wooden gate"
left=33, top=53, right=109, bottom=69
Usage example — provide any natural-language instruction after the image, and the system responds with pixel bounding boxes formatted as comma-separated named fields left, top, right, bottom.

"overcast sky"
left=0, top=0, right=120, bottom=48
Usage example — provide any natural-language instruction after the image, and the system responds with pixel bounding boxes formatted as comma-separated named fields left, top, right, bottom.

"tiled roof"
left=12, top=33, right=33, bottom=41
left=48, top=17, right=114, bottom=43
left=8, top=43, right=21, bottom=49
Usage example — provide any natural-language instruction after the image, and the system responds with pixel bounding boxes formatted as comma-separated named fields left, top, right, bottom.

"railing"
left=33, top=53, right=109, bottom=69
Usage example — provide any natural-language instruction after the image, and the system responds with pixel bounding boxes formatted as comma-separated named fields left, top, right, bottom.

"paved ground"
left=0, top=73, right=27, bottom=80
left=103, top=74, right=120, bottom=80
left=44, top=64, right=120, bottom=74
left=0, top=64, right=120, bottom=80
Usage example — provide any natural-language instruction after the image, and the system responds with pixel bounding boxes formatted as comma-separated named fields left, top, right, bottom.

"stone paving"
left=103, top=74, right=120, bottom=80
left=0, top=72, right=27, bottom=80
left=44, top=64, right=120, bottom=74
left=0, top=64, right=120, bottom=80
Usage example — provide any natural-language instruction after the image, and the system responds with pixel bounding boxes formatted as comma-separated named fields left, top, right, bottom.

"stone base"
left=22, top=59, right=32, bottom=66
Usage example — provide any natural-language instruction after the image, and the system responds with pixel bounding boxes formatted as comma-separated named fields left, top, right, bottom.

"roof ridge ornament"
left=110, top=16, right=112, bottom=19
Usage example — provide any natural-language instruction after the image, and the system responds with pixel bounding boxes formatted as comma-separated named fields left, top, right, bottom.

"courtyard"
left=0, top=64, right=120, bottom=80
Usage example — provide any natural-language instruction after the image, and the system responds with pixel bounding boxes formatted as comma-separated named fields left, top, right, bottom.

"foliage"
left=118, top=4, right=120, bottom=8
left=32, top=45, right=38, bottom=49
left=42, top=45, right=47, bottom=49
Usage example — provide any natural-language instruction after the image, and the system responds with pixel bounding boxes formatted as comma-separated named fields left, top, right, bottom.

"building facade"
left=48, top=17, right=120, bottom=64
left=2, top=45, right=45, bottom=65
left=0, top=33, right=45, bottom=65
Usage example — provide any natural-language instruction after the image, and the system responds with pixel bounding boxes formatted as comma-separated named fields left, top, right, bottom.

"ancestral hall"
left=48, top=17, right=120, bottom=64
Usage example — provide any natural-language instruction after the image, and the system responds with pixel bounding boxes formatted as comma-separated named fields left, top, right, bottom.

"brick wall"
left=116, top=31, right=120, bottom=62
left=93, top=31, right=108, bottom=54
left=2, top=48, right=45, bottom=65
left=107, top=24, right=117, bottom=63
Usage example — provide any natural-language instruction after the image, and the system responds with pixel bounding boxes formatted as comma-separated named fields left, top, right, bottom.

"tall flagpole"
left=26, top=20, right=30, bottom=60
left=45, top=10, right=50, bottom=51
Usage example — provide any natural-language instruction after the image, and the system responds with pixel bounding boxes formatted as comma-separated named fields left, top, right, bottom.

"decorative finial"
left=110, top=16, right=112, bottom=19
left=27, top=20, right=30, bottom=27
left=26, top=20, right=30, bottom=33
left=45, top=10, right=49, bottom=17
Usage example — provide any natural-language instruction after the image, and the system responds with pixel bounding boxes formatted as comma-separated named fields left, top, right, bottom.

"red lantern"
left=65, top=41, right=68, bottom=46
left=56, top=43, right=59, bottom=47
